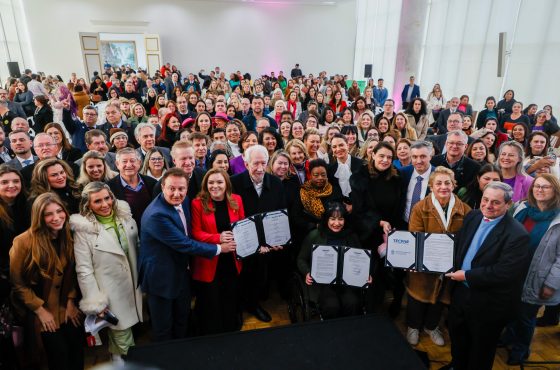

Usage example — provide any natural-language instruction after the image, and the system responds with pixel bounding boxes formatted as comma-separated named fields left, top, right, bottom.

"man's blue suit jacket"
left=139, top=193, right=217, bottom=299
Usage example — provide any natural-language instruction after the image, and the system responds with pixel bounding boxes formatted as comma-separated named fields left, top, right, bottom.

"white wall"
left=22, top=0, right=356, bottom=80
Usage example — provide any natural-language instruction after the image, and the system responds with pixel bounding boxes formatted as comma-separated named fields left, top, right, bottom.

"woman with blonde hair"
left=70, top=182, right=142, bottom=363
left=76, top=151, right=117, bottom=186
left=10, top=192, right=83, bottom=370
left=356, top=110, right=375, bottom=145
left=285, top=139, right=309, bottom=185
left=405, top=166, right=471, bottom=347
left=391, top=112, right=418, bottom=141
left=127, top=103, right=148, bottom=125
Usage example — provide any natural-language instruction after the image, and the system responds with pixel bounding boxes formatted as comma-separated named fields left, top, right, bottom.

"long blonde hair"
left=26, top=192, right=74, bottom=281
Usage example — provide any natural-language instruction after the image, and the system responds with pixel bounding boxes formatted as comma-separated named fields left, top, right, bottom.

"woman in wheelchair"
left=296, top=201, right=371, bottom=319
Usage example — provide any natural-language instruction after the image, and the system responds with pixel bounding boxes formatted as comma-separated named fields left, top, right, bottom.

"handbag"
left=91, top=94, right=102, bottom=103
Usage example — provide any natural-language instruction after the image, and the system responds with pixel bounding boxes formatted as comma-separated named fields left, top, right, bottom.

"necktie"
left=410, top=176, right=423, bottom=214
left=483, top=218, right=491, bottom=222
left=22, top=159, right=33, bottom=167
left=176, top=206, right=189, bottom=236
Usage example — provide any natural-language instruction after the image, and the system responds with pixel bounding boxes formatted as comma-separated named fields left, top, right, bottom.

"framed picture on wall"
left=100, top=41, right=138, bottom=69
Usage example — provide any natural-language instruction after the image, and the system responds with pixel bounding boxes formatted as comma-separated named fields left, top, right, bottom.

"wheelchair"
left=287, top=271, right=370, bottom=323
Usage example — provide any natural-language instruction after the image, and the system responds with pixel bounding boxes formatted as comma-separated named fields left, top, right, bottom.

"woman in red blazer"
left=191, top=168, right=245, bottom=335
left=328, top=90, right=347, bottom=115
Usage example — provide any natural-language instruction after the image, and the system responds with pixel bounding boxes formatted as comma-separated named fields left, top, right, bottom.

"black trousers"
left=449, top=285, right=507, bottom=370
left=194, top=254, right=240, bottom=335
left=147, top=282, right=190, bottom=342
left=319, top=285, right=361, bottom=320
left=406, top=294, right=443, bottom=330
left=240, top=253, right=268, bottom=311
left=40, top=323, right=83, bottom=370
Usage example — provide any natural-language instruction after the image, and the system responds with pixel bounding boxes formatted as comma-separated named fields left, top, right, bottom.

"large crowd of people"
left=0, top=63, right=559, bottom=370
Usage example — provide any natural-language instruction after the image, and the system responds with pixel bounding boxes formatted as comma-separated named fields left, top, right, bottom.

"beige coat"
left=70, top=200, right=142, bottom=330
left=406, top=113, right=430, bottom=140
left=407, top=194, right=471, bottom=304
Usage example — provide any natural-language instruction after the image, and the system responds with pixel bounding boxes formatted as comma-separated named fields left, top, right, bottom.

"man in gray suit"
left=134, top=123, right=172, bottom=164
left=5, top=130, right=37, bottom=169
left=74, top=129, right=117, bottom=171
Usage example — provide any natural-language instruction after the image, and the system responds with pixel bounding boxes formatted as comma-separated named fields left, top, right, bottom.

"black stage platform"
left=127, top=314, right=427, bottom=370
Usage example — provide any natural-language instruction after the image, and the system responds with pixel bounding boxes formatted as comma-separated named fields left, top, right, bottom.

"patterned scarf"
left=300, top=181, right=333, bottom=219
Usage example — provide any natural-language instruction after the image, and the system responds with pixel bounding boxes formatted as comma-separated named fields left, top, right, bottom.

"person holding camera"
left=70, top=182, right=143, bottom=363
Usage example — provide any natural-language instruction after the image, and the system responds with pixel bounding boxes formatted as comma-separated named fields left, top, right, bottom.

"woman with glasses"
left=140, top=148, right=169, bottom=181
left=503, top=174, right=560, bottom=365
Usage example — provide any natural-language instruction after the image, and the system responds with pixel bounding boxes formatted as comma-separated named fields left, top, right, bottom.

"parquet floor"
left=85, top=295, right=560, bottom=369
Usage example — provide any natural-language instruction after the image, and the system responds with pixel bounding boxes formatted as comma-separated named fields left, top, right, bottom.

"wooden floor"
left=85, top=296, right=560, bottom=370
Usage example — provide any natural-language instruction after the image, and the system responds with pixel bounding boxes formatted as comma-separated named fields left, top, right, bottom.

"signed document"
left=310, top=245, right=338, bottom=284
left=232, top=218, right=260, bottom=258
left=422, top=233, right=454, bottom=273
left=262, top=210, right=291, bottom=246
left=342, top=248, right=370, bottom=287
left=386, top=231, right=416, bottom=269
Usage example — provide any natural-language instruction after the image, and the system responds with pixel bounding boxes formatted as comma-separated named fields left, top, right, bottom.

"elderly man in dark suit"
left=134, top=123, right=172, bottom=163
left=99, top=104, right=138, bottom=147
left=231, top=145, right=286, bottom=322
left=139, top=168, right=235, bottom=341
left=444, top=182, right=530, bottom=370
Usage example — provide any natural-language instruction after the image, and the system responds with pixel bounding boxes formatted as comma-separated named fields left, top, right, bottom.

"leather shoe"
left=251, top=306, right=272, bottom=322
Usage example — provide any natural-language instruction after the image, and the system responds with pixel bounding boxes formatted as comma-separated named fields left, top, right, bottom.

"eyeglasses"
left=447, top=141, right=466, bottom=147
left=150, top=157, right=164, bottom=162
left=534, top=185, right=552, bottom=190
left=35, top=143, right=55, bottom=148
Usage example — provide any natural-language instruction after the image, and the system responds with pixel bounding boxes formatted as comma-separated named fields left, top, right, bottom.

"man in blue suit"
left=400, top=75, right=420, bottom=110
left=139, top=167, right=236, bottom=341
left=399, top=141, right=436, bottom=226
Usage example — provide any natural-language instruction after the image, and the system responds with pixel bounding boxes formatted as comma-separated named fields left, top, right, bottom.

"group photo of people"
left=0, top=59, right=559, bottom=370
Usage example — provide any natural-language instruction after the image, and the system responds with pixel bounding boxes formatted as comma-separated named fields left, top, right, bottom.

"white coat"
left=70, top=200, right=143, bottom=330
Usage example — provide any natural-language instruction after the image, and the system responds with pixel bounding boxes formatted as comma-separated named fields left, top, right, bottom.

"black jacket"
left=431, top=154, right=481, bottom=190
left=230, top=171, right=286, bottom=217
left=349, top=167, right=403, bottom=246
left=99, top=120, right=139, bottom=148
left=452, top=210, right=530, bottom=320
left=33, top=106, right=53, bottom=133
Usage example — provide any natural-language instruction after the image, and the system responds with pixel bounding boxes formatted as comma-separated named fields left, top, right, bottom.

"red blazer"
left=191, top=194, right=245, bottom=282
left=329, top=100, right=347, bottom=113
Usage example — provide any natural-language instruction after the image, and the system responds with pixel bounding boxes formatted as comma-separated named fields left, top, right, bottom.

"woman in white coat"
left=70, top=181, right=142, bottom=362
